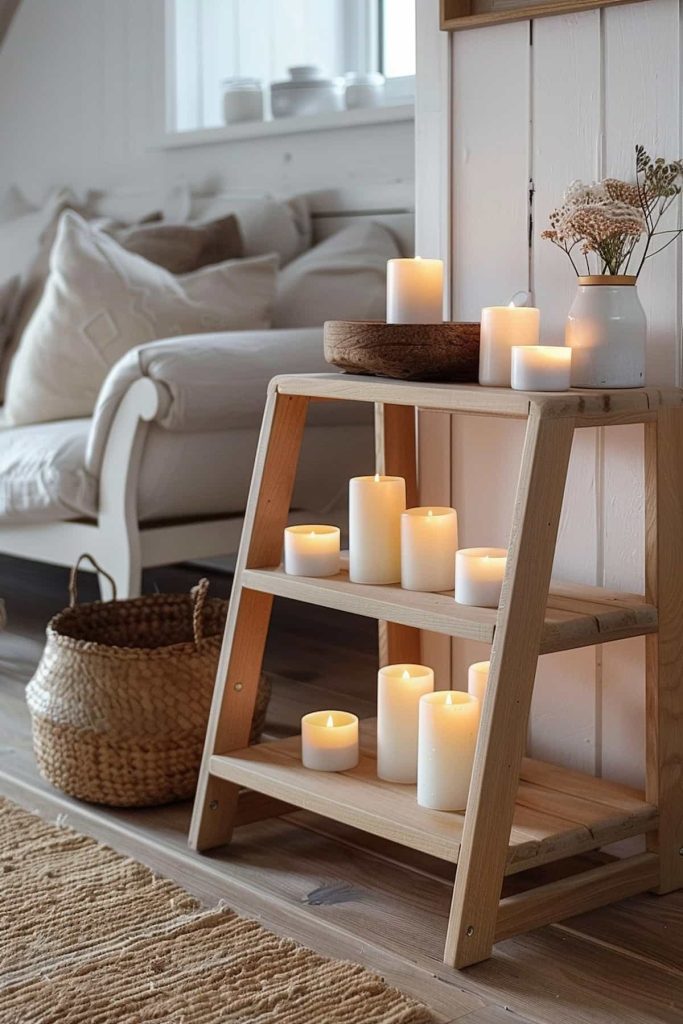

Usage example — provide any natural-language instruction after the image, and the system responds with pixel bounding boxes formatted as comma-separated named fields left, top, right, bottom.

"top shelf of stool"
left=273, top=374, right=683, bottom=425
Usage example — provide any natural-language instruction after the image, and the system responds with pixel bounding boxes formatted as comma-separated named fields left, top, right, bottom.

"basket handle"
left=190, top=578, right=210, bottom=646
left=69, top=554, right=118, bottom=606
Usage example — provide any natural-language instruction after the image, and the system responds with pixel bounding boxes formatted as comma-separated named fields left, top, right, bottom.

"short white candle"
left=387, top=258, right=444, bottom=324
left=301, top=710, right=359, bottom=772
left=468, top=661, right=490, bottom=703
left=455, top=547, right=507, bottom=607
left=284, top=525, right=340, bottom=577
left=349, top=474, right=406, bottom=585
left=400, top=506, right=458, bottom=593
left=417, top=691, right=481, bottom=811
left=479, top=304, right=540, bottom=386
left=377, top=664, right=435, bottom=783
left=511, top=345, right=572, bottom=391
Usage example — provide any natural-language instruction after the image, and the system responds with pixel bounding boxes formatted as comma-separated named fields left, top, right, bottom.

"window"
left=168, top=0, right=415, bottom=134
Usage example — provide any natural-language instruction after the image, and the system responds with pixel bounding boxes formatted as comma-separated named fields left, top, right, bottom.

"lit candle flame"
left=310, top=530, right=316, bottom=537
left=326, top=714, right=334, bottom=728
left=445, top=692, right=454, bottom=705
left=508, top=300, right=516, bottom=309
left=427, top=509, right=433, bottom=517
left=374, top=473, right=381, bottom=483
left=402, top=669, right=410, bottom=681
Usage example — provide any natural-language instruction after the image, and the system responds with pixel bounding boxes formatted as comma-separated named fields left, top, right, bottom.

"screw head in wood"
left=679, top=846, right=683, bottom=856
left=466, top=926, right=474, bottom=937
left=209, top=800, right=218, bottom=811
left=234, top=682, right=244, bottom=692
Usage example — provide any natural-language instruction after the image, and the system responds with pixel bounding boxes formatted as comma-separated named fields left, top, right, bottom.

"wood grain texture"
left=190, top=389, right=309, bottom=851
left=441, top=0, right=642, bottom=31
left=324, top=320, right=480, bottom=383
left=495, top=853, right=660, bottom=942
left=446, top=410, right=575, bottom=967
left=645, top=410, right=683, bottom=892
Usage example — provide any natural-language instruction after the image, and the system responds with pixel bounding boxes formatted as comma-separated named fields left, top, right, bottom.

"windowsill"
left=155, top=103, right=414, bottom=150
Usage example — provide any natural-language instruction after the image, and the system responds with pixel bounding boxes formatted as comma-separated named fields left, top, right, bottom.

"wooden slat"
left=645, top=409, right=683, bottom=892
left=494, top=853, right=660, bottom=943
left=441, top=0, right=646, bottom=34
left=189, top=389, right=309, bottom=851
left=209, top=719, right=656, bottom=874
left=242, top=567, right=658, bottom=653
left=276, top=373, right=683, bottom=421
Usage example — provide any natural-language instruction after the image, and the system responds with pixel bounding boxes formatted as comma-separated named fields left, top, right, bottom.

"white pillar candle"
left=401, top=506, right=458, bottom=592
left=301, top=711, right=359, bottom=772
left=386, top=258, right=444, bottom=324
left=284, top=525, right=340, bottom=577
left=349, top=474, right=406, bottom=585
left=377, top=664, right=435, bottom=783
left=511, top=345, right=572, bottom=392
left=468, top=661, right=490, bottom=703
left=479, top=304, right=540, bottom=386
left=455, top=547, right=507, bottom=608
left=417, top=691, right=481, bottom=811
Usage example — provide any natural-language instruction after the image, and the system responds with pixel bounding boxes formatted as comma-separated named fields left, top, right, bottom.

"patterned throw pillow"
left=4, top=211, right=278, bottom=426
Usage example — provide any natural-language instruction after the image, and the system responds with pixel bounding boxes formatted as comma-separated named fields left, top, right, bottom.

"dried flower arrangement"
left=543, top=146, right=683, bottom=277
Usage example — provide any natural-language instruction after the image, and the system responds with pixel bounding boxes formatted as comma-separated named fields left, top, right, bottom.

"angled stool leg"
left=445, top=409, right=575, bottom=968
left=645, top=408, right=683, bottom=893
left=190, top=387, right=309, bottom=851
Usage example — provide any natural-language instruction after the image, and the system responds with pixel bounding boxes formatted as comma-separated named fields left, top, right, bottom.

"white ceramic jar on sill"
left=565, top=275, right=646, bottom=388
left=222, top=78, right=264, bottom=125
left=344, top=72, right=385, bottom=109
left=271, top=66, right=344, bottom=119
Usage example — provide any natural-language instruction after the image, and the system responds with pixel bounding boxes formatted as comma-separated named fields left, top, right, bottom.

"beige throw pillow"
left=4, top=211, right=278, bottom=426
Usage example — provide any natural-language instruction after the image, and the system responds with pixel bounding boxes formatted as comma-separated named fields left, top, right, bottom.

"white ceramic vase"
left=565, top=275, right=646, bottom=388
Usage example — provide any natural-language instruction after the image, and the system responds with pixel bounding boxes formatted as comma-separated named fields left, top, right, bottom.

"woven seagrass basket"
left=27, top=555, right=270, bottom=808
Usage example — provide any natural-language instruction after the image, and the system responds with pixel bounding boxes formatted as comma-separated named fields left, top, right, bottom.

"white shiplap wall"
left=416, top=0, right=682, bottom=786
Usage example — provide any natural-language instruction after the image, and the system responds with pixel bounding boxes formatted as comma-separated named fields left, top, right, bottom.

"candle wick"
left=402, top=670, right=410, bottom=681
left=445, top=692, right=453, bottom=705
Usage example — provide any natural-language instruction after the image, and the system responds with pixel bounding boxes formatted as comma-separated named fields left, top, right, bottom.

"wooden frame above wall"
left=440, top=0, right=646, bottom=31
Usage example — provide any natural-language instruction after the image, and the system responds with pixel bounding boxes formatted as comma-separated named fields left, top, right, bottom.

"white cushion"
left=3, top=211, right=279, bottom=427
left=0, top=417, right=371, bottom=526
left=0, top=417, right=96, bottom=523
left=272, top=221, right=400, bottom=328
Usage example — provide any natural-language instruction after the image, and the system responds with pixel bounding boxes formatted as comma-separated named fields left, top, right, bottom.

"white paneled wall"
left=416, top=0, right=682, bottom=785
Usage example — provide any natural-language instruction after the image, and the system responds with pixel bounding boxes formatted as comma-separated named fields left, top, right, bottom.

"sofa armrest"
left=86, top=327, right=370, bottom=477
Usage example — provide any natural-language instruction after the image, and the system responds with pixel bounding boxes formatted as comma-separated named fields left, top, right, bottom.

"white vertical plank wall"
left=415, top=0, right=683, bottom=785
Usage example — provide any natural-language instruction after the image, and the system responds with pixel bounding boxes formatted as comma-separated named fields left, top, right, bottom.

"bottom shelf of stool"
left=210, top=718, right=657, bottom=874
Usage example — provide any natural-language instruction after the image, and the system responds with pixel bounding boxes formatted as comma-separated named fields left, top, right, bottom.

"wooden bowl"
left=324, top=320, right=480, bottom=383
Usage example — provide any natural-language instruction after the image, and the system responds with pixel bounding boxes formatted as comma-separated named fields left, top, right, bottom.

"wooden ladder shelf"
left=190, top=373, right=683, bottom=968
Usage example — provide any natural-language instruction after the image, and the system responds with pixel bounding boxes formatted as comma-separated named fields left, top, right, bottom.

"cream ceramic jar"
left=565, top=275, right=646, bottom=388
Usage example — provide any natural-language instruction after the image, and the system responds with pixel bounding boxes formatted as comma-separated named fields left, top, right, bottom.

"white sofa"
left=0, top=326, right=373, bottom=598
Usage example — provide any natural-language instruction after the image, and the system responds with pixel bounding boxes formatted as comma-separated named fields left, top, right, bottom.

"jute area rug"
left=0, top=798, right=436, bottom=1023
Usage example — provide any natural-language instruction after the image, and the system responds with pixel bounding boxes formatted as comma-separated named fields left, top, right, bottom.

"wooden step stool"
left=190, top=373, right=683, bottom=968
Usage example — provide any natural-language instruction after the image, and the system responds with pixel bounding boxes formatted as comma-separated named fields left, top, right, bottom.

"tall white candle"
left=377, top=664, right=435, bottom=783
left=387, top=258, right=444, bottom=324
left=349, top=474, right=406, bottom=584
left=301, top=711, right=359, bottom=772
left=455, top=548, right=507, bottom=607
left=284, top=525, right=341, bottom=577
left=468, top=661, right=490, bottom=703
left=417, top=691, right=481, bottom=811
left=479, top=304, right=540, bottom=386
left=511, top=345, right=572, bottom=391
left=401, top=507, right=458, bottom=592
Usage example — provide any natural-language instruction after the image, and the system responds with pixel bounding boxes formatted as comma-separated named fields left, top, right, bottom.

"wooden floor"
left=1, top=554, right=682, bottom=1023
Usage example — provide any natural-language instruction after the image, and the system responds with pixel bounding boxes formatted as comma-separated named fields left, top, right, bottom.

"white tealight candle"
left=479, top=304, right=540, bottom=386
left=301, top=710, right=359, bottom=772
left=455, top=548, right=507, bottom=608
left=511, top=345, right=572, bottom=391
left=417, top=691, right=481, bottom=811
left=401, top=506, right=458, bottom=593
left=468, top=661, right=490, bottom=703
left=386, top=258, right=444, bottom=324
left=284, top=525, right=340, bottom=577
left=377, top=664, right=435, bottom=783
left=349, top=474, right=406, bottom=585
